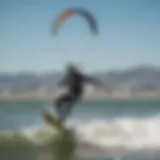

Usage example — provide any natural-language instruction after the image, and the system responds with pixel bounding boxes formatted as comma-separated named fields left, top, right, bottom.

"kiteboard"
left=42, top=108, right=65, bottom=133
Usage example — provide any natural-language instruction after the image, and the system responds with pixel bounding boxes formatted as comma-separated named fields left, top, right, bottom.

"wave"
left=75, top=115, right=160, bottom=149
left=0, top=115, right=160, bottom=156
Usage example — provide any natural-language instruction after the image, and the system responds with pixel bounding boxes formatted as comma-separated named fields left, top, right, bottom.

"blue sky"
left=1, top=0, right=160, bottom=73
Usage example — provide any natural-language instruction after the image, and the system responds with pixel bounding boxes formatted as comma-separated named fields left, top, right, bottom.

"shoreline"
left=0, top=95, right=160, bottom=102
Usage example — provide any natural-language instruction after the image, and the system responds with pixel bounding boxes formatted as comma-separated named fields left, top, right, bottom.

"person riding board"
left=54, top=63, right=106, bottom=122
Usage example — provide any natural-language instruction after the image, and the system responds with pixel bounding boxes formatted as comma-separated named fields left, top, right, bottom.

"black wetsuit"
left=55, top=69, right=98, bottom=122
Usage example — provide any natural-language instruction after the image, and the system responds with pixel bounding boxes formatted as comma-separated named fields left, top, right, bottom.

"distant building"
left=130, top=84, right=160, bottom=96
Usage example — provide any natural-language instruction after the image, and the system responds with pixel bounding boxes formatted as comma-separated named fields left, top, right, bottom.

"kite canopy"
left=51, top=7, right=98, bottom=35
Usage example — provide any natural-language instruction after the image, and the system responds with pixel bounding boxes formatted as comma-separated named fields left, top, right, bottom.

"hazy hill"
left=0, top=65, right=160, bottom=87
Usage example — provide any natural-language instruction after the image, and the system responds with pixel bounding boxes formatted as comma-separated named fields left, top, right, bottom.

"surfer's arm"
left=83, top=75, right=101, bottom=86
left=83, top=75, right=108, bottom=91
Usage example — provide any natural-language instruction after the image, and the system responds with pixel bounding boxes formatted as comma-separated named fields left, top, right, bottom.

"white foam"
left=1, top=115, right=160, bottom=151
left=75, top=115, right=160, bottom=150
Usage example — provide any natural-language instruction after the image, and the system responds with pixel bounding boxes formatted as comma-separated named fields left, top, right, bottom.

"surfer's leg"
left=57, top=94, right=77, bottom=122
left=55, top=94, right=66, bottom=117
left=55, top=91, right=80, bottom=122
left=60, top=94, right=80, bottom=122
left=54, top=93, right=73, bottom=120
left=61, top=101, right=75, bottom=121
left=62, top=91, right=82, bottom=120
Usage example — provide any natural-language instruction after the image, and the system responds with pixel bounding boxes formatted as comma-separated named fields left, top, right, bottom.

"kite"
left=51, top=7, right=98, bottom=35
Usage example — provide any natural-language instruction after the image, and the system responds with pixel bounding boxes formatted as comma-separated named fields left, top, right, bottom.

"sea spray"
left=1, top=115, right=160, bottom=159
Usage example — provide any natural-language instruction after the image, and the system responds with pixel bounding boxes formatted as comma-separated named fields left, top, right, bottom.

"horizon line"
left=0, top=64, right=160, bottom=75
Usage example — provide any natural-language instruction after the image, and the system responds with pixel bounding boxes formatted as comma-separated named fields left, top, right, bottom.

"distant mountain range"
left=0, top=65, right=160, bottom=87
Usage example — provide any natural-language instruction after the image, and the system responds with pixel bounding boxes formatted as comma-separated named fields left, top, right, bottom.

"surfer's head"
left=65, top=63, right=78, bottom=74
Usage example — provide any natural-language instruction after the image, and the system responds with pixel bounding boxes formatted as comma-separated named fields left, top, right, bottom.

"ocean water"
left=0, top=99, right=160, bottom=160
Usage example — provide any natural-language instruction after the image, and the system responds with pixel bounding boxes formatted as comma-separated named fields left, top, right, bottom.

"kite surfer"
left=51, top=7, right=100, bottom=122
left=54, top=63, right=105, bottom=122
